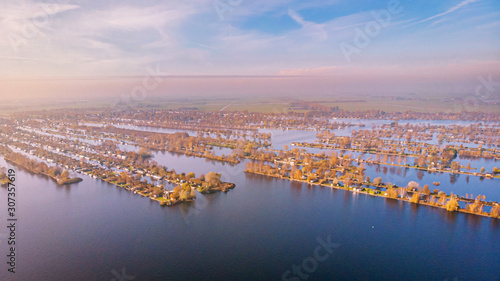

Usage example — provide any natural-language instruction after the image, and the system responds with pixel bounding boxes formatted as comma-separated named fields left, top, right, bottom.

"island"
left=0, top=105, right=498, bottom=217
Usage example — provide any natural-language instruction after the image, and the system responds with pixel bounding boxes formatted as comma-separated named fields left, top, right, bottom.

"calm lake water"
left=1, top=122, right=499, bottom=281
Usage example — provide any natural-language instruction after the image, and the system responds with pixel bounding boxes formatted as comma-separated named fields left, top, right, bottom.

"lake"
left=1, top=122, right=499, bottom=281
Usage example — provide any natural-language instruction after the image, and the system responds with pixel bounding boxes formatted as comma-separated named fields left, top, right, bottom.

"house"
left=163, top=190, right=172, bottom=199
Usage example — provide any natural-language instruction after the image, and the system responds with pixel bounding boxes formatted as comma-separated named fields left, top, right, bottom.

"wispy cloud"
left=0, top=1, right=79, bottom=37
left=0, top=0, right=498, bottom=84
left=288, top=8, right=327, bottom=40
left=288, top=8, right=307, bottom=26
left=416, top=0, right=481, bottom=24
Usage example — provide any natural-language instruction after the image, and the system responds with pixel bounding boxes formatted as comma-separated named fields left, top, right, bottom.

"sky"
left=0, top=0, right=499, bottom=99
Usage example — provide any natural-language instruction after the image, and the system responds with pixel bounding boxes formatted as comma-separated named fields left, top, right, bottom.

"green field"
left=0, top=95, right=498, bottom=114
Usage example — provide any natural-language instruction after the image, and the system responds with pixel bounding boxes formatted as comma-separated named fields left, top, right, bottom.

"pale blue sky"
left=0, top=0, right=499, bottom=97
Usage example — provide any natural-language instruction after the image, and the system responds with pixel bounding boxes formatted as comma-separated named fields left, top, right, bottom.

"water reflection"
left=490, top=218, right=500, bottom=231
left=336, top=188, right=349, bottom=206
left=417, top=170, right=424, bottom=181
left=410, top=203, right=419, bottom=217
left=384, top=197, right=402, bottom=212
left=289, top=180, right=303, bottom=200
left=449, top=173, right=459, bottom=184
left=463, top=214, right=483, bottom=230
left=444, top=211, right=459, bottom=224
left=389, top=166, right=396, bottom=174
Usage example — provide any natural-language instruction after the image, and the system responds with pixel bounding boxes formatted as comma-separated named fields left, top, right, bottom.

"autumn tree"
left=0, top=167, right=6, bottom=180
left=410, top=193, right=420, bottom=203
left=386, top=188, right=398, bottom=199
left=138, top=147, right=152, bottom=159
left=407, top=181, right=420, bottom=191
left=205, top=171, right=221, bottom=187
left=423, top=185, right=431, bottom=196
left=438, top=192, right=448, bottom=205
left=445, top=196, right=459, bottom=212
left=152, top=185, right=164, bottom=197
left=293, top=169, right=303, bottom=180
left=307, top=173, right=317, bottom=182
left=186, top=172, right=195, bottom=180
left=171, top=186, right=180, bottom=200
left=489, top=205, right=500, bottom=218
left=60, top=170, right=70, bottom=180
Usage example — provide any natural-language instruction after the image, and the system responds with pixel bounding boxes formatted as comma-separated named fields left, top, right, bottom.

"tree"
left=307, top=173, right=317, bottom=182
left=489, top=205, right=500, bottom=218
left=386, top=188, right=398, bottom=199
left=186, top=172, right=195, bottom=180
left=373, top=177, right=382, bottom=186
left=358, top=163, right=366, bottom=171
left=423, top=185, right=431, bottom=196
left=445, top=197, right=459, bottom=212
left=152, top=186, right=163, bottom=197
left=410, top=193, right=420, bottom=203
left=293, top=169, right=303, bottom=180
left=205, top=171, right=221, bottom=187
left=480, top=167, right=485, bottom=173
left=344, top=177, right=352, bottom=188
left=332, top=177, right=339, bottom=186
left=171, top=186, right=180, bottom=200
left=138, top=147, right=152, bottom=159
left=407, top=181, right=420, bottom=191
left=60, top=170, right=70, bottom=180
left=397, top=187, right=408, bottom=199
left=0, top=167, right=7, bottom=180
left=438, top=192, right=447, bottom=205
left=179, top=189, right=189, bottom=201
left=119, top=172, right=129, bottom=184
left=190, top=186, right=197, bottom=199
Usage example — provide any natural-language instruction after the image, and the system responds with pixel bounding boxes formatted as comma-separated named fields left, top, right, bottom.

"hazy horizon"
left=1, top=0, right=499, bottom=103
